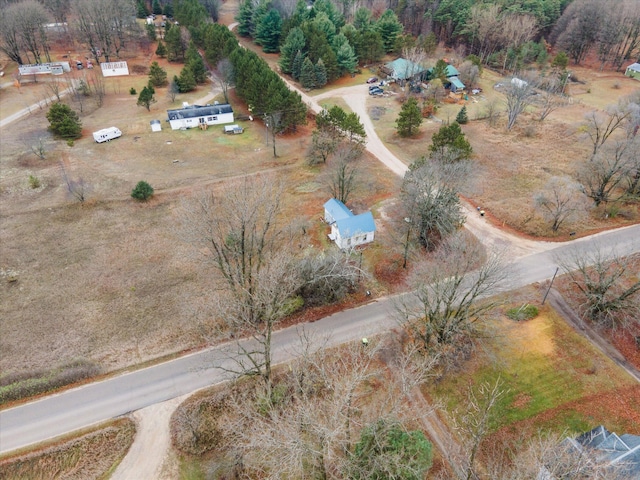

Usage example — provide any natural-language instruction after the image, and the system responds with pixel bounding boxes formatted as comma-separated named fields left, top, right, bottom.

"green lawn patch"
left=429, top=305, right=636, bottom=435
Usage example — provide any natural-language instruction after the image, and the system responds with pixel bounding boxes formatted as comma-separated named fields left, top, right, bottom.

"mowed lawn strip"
left=428, top=302, right=637, bottom=437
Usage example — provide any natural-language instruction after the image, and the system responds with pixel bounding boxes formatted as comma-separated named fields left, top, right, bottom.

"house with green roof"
left=383, top=58, right=427, bottom=82
left=426, top=63, right=465, bottom=92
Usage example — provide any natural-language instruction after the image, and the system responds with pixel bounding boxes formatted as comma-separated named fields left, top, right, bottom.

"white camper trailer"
left=93, top=127, right=122, bottom=143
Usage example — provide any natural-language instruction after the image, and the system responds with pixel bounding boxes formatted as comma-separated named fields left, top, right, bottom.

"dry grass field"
left=0, top=418, right=135, bottom=479
left=0, top=61, right=397, bottom=383
left=369, top=64, right=640, bottom=238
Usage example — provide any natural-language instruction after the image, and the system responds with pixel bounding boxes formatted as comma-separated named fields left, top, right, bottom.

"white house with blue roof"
left=323, top=198, right=376, bottom=249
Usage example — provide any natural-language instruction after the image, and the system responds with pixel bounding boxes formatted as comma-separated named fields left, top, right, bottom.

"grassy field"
left=428, top=286, right=640, bottom=462
left=0, top=418, right=135, bottom=479
left=0, top=59, right=398, bottom=382
left=366, top=64, right=640, bottom=238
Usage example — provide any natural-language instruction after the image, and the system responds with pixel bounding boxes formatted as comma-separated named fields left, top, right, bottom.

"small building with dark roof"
left=167, top=103, right=234, bottom=130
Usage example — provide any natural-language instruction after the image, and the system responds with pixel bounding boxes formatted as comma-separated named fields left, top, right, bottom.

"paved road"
left=1, top=223, right=637, bottom=453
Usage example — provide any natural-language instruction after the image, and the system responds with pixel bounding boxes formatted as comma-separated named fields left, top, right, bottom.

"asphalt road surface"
left=1, top=223, right=638, bottom=454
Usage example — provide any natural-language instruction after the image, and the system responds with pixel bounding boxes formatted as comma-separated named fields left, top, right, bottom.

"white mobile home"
left=93, top=127, right=122, bottom=143
left=167, top=104, right=234, bottom=130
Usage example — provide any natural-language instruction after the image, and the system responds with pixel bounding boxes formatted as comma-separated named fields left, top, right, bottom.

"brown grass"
left=0, top=62, right=397, bottom=384
left=0, top=418, right=135, bottom=479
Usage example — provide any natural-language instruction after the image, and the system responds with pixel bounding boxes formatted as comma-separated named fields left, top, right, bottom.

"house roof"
left=385, top=58, right=426, bottom=80
left=167, top=104, right=233, bottom=121
left=575, top=426, right=640, bottom=476
left=427, top=64, right=460, bottom=78
left=626, top=62, right=640, bottom=72
left=448, top=76, right=465, bottom=89
left=336, top=212, right=376, bottom=238
left=324, top=198, right=352, bottom=222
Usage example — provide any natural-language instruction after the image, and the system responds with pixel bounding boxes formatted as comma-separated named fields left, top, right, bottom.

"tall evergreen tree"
left=165, top=26, right=186, bottom=61
left=292, top=50, right=304, bottom=80
left=236, top=0, right=254, bottom=37
left=429, top=122, right=472, bottom=162
left=155, top=40, right=167, bottom=58
left=334, top=34, right=358, bottom=74
left=396, top=97, right=423, bottom=137
left=376, top=9, right=403, bottom=52
left=279, top=27, right=306, bottom=74
left=186, top=44, right=207, bottom=83
left=149, top=61, right=168, bottom=86
left=175, top=68, right=197, bottom=92
left=315, top=59, right=327, bottom=87
left=300, top=57, right=316, bottom=89
left=137, top=86, right=156, bottom=111
left=152, top=0, right=162, bottom=14
left=255, top=8, right=282, bottom=53
left=455, top=106, right=468, bottom=124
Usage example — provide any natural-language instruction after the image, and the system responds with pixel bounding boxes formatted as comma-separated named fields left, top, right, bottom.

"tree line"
left=237, top=0, right=403, bottom=88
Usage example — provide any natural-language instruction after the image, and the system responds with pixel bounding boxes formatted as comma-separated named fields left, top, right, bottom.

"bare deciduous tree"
left=504, top=74, right=536, bottom=130
left=396, top=234, right=509, bottom=352
left=488, top=430, right=631, bottom=480
left=324, top=141, right=362, bottom=204
left=73, top=0, right=136, bottom=64
left=88, top=70, right=106, bottom=107
left=535, top=76, right=569, bottom=122
left=401, top=158, right=468, bottom=253
left=0, top=0, right=51, bottom=64
left=180, top=177, right=293, bottom=396
left=455, top=377, right=507, bottom=480
left=500, top=13, right=538, bottom=73
left=59, top=159, right=88, bottom=203
left=214, top=58, right=235, bottom=104
left=558, top=246, right=640, bottom=329
left=534, top=176, right=587, bottom=233
left=583, top=108, right=630, bottom=159
left=578, top=138, right=636, bottom=206
left=307, top=128, right=339, bottom=165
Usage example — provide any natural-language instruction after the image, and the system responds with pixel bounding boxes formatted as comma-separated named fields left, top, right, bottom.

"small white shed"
left=150, top=120, right=162, bottom=132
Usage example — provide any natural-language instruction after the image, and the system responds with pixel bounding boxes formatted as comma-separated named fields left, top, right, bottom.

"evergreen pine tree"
left=152, top=0, right=162, bottom=15
left=137, top=86, right=156, bottom=111
left=291, top=50, right=304, bottom=80
left=376, top=9, right=402, bottom=52
left=300, top=57, right=316, bottom=89
left=186, top=44, right=207, bottom=83
left=136, top=1, right=149, bottom=18
left=314, top=59, right=327, bottom=87
left=164, top=26, right=185, bottom=61
left=155, top=40, right=167, bottom=58
left=176, top=68, right=197, bottom=92
left=455, top=106, right=468, bottom=124
left=396, top=97, right=422, bottom=137
left=163, top=3, right=173, bottom=17
left=279, top=27, right=306, bottom=74
left=255, top=9, right=282, bottom=53
left=335, top=40, right=358, bottom=75
left=46, top=103, right=82, bottom=140
left=146, top=23, right=157, bottom=40
left=149, top=61, right=168, bottom=87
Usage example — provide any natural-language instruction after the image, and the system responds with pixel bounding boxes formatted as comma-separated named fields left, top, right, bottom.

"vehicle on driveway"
left=366, top=77, right=378, bottom=84
left=369, top=87, right=384, bottom=96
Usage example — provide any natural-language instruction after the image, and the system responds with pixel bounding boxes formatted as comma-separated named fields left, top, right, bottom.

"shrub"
left=129, top=87, right=137, bottom=95
left=0, top=359, right=101, bottom=404
left=66, top=139, right=74, bottom=147
left=131, top=180, right=154, bottom=201
left=506, top=304, right=539, bottom=321
left=28, top=175, right=41, bottom=189
left=46, top=103, right=82, bottom=140
left=455, top=105, right=468, bottom=124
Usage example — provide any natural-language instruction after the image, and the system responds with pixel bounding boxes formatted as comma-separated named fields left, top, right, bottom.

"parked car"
left=366, top=77, right=378, bottom=84
left=369, top=87, right=383, bottom=96
left=369, top=84, right=381, bottom=91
